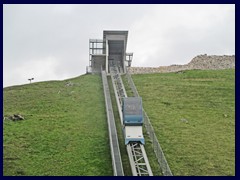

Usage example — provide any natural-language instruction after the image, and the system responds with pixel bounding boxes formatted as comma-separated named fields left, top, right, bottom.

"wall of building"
left=127, top=55, right=235, bottom=74
left=92, top=55, right=106, bottom=73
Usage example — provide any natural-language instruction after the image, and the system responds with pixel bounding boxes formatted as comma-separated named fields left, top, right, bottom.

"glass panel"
left=125, top=99, right=142, bottom=115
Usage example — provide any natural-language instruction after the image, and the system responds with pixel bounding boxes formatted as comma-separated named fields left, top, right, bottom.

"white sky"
left=3, top=4, right=235, bottom=87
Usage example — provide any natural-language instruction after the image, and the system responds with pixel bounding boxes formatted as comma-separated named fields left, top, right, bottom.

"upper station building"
left=87, top=30, right=133, bottom=74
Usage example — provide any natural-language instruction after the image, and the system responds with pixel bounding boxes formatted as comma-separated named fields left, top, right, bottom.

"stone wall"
left=127, top=54, right=235, bottom=74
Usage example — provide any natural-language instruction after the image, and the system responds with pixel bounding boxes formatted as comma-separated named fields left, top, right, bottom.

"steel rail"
left=109, top=65, right=153, bottom=176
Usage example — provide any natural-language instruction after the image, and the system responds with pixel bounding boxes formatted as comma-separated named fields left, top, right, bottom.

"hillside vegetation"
left=3, top=69, right=235, bottom=176
left=129, top=69, right=235, bottom=175
left=3, top=75, right=112, bottom=175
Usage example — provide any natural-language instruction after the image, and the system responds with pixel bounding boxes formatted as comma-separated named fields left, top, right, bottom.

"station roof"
left=103, top=30, right=128, bottom=42
left=103, top=30, right=128, bottom=52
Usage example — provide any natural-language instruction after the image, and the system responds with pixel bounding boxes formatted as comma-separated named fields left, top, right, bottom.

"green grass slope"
left=3, top=69, right=235, bottom=176
left=130, top=69, right=235, bottom=175
left=3, top=75, right=112, bottom=176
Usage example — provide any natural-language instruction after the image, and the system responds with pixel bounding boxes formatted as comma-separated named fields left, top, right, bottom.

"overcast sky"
left=3, top=4, right=235, bottom=87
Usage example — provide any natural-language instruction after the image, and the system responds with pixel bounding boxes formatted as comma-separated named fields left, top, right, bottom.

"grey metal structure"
left=110, top=65, right=153, bottom=176
left=93, top=30, right=162, bottom=176
left=127, top=142, right=153, bottom=176
left=126, top=71, right=173, bottom=176
left=101, top=70, right=124, bottom=176
left=87, top=31, right=133, bottom=74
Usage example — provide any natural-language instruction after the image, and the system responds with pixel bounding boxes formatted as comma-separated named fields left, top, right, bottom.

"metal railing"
left=126, top=71, right=173, bottom=176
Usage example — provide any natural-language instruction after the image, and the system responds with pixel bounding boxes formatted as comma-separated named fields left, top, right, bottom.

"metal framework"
left=89, top=39, right=105, bottom=67
left=109, top=64, right=153, bottom=176
left=127, top=142, right=153, bottom=176
left=87, top=31, right=134, bottom=74
left=126, top=53, right=133, bottom=67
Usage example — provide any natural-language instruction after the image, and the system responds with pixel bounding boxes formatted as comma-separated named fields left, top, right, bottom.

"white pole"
left=106, top=39, right=109, bottom=73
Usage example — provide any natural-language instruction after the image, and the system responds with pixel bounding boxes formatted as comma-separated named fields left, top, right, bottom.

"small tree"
left=28, top=78, right=34, bottom=83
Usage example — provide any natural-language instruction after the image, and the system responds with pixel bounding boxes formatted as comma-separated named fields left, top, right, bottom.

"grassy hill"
left=3, top=75, right=112, bottom=175
left=127, top=69, right=235, bottom=175
left=3, top=69, right=235, bottom=176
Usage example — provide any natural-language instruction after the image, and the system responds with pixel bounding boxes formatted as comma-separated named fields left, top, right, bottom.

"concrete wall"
left=128, top=55, right=235, bottom=74
left=92, top=55, right=106, bottom=73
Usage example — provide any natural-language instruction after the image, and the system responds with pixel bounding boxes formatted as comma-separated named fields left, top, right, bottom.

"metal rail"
left=101, top=70, right=124, bottom=176
left=127, top=142, right=153, bottom=176
left=110, top=65, right=153, bottom=176
left=126, top=70, right=173, bottom=176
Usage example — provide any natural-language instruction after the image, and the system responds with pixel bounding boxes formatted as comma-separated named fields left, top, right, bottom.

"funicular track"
left=109, top=65, right=153, bottom=176
left=101, top=70, right=124, bottom=176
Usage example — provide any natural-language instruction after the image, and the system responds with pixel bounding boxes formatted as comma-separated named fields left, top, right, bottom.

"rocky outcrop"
left=188, top=54, right=235, bottom=69
left=127, top=54, right=235, bottom=74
